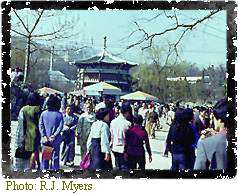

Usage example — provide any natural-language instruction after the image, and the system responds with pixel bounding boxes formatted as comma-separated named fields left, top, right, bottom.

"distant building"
left=48, top=70, right=73, bottom=83
left=72, top=37, right=138, bottom=93
left=167, top=76, right=210, bottom=84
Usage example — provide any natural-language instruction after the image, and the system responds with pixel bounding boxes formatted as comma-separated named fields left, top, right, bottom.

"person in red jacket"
left=124, top=115, right=152, bottom=170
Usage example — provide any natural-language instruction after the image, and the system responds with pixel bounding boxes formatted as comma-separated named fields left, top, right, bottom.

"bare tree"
left=11, top=9, right=79, bottom=83
left=119, top=9, right=221, bottom=66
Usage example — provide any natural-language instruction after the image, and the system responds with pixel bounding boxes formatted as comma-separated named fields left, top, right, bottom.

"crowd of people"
left=11, top=90, right=228, bottom=172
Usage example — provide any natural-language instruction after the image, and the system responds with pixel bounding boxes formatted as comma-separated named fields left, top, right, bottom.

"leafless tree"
left=11, top=9, right=79, bottom=83
left=120, top=9, right=221, bottom=66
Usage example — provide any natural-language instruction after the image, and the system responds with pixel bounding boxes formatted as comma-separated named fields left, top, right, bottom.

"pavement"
left=10, top=120, right=172, bottom=170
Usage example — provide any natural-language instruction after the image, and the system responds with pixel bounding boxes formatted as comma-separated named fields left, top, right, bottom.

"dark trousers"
left=186, top=149, right=196, bottom=170
left=127, top=154, right=146, bottom=170
left=89, top=138, right=112, bottom=170
left=113, top=152, right=128, bottom=171
left=171, top=153, right=187, bottom=171
left=61, top=130, right=75, bottom=163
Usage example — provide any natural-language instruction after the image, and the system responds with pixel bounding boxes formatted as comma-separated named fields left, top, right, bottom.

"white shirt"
left=138, top=107, right=148, bottom=120
left=166, top=110, right=175, bottom=125
left=110, top=114, right=131, bottom=153
left=87, top=120, right=110, bottom=154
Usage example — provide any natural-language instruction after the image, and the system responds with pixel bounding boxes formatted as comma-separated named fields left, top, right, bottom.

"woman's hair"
left=133, top=115, right=143, bottom=125
left=26, top=92, right=41, bottom=106
left=47, top=95, right=61, bottom=111
left=173, top=108, right=191, bottom=131
left=213, top=98, right=228, bottom=127
left=96, top=108, right=110, bottom=120
left=184, top=108, right=194, bottom=123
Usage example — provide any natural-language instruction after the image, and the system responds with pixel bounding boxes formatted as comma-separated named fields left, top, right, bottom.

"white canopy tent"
left=38, top=87, right=62, bottom=96
left=83, top=82, right=122, bottom=96
left=120, top=91, right=158, bottom=101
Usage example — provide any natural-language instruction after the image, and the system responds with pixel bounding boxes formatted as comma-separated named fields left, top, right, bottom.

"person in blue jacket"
left=39, top=95, right=64, bottom=170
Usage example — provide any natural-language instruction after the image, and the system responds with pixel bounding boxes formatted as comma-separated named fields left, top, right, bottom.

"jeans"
left=113, top=152, right=128, bottom=171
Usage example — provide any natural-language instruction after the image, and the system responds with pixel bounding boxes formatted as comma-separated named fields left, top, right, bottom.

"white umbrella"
left=38, top=87, right=62, bottom=95
left=83, top=82, right=121, bottom=96
left=121, top=91, right=158, bottom=101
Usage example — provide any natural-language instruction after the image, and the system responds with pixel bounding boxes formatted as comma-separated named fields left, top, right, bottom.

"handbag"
left=80, top=152, right=91, bottom=170
left=15, top=111, right=32, bottom=159
left=15, top=146, right=32, bottom=159
left=42, top=145, right=54, bottom=161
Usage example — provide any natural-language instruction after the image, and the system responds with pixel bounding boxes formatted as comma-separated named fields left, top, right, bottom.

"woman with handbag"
left=86, top=102, right=112, bottom=170
left=39, top=95, right=64, bottom=170
left=12, top=92, right=41, bottom=171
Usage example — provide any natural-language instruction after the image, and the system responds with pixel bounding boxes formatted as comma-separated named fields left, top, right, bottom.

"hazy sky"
left=11, top=9, right=227, bottom=68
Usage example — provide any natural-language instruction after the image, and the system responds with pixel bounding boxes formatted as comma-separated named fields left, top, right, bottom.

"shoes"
left=65, top=161, right=74, bottom=167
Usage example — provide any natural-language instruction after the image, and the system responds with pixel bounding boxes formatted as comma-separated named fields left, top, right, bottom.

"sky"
left=11, top=9, right=227, bottom=68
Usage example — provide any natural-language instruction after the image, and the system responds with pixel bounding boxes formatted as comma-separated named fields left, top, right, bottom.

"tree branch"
left=13, top=9, right=30, bottom=34
left=31, top=25, right=65, bottom=38
left=11, top=29, right=28, bottom=37
left=29, top=9, right=44, bottom=34
left=126, top=9, right=220, bottom=51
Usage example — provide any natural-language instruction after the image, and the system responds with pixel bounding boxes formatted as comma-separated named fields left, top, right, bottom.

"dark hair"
left=174, top=108, right=185, bottom=124
left=133, top=115, right=143, bottom=125
left=164, top=104, right=170, bottom=111
left=184, top=108, right=194, bottom=123
left=173, top=108, right=192, bottom=132
left=47, top=95, right=61, bottom=111
left=213, top=99, right=227, bottom=127
left=121, top=102, right=132, bottom=114
left=96, top=108, right=110, bottom=120
left=199, top=106, right=207, bottom=112
left=26, top=92, right=41, bottom=106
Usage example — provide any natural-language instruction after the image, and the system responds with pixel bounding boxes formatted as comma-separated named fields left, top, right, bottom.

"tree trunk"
left=23, top=36, right=31, bottom=84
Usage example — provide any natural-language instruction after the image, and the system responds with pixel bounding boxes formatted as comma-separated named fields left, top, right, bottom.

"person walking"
left=146, top=105, right=158, bottom=138
left=78, top=103, right=96, bottom=159
left=60, top=93, right=67, bottom=114
left=138, top=102, right=148, bottom=127
left=39, top=95, right=64, bottom=170
left=12, top=92, right=42, bottom=171
left=61, top=105, right=78, bottom=166
left=166, top=108, right=196, bottom=171
left=86, top=102, right=112, bottom=170
left=124, top=115, right=152, bottom=170
left=110, top=103, right=132, bottom=170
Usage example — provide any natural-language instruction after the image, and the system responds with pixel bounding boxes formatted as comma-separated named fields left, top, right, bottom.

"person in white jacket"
left=86, top=102, right=112, bottom=170
left=110, top=103, right=132, bottom=170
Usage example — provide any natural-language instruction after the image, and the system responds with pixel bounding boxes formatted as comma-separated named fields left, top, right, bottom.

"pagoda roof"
left=74, top=50, right=137, bottom=67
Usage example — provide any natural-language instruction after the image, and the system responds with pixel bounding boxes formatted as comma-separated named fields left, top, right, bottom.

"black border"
left=1, top=0, right=237, bottom=179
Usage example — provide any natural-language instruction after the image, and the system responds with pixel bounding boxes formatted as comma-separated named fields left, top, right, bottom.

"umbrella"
left=38, top=87, right=62, bottom=95
left=83, top=82, right=121, bottom=96
left=120, top=91, right=158, bottom=101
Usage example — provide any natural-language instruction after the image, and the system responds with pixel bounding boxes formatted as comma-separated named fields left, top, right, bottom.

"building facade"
left=73, top=48, right=137, bottom=93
